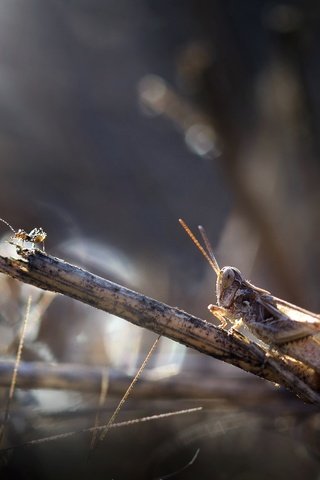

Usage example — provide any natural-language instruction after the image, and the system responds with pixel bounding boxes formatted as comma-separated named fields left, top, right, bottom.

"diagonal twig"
left=0, top=250, right=319, bottom=404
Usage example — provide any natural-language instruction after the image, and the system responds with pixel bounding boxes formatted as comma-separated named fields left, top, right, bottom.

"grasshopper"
left=0, top=217, right=47, bottom=251
left=179, top=219, right=320, bottom=373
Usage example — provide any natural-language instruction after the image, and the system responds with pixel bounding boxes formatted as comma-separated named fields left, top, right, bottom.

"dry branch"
left=0, top=359, right=309, bottom=409
left=0, top=250, right=319, bottom=404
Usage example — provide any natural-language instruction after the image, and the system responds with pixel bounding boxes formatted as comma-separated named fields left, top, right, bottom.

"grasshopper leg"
left=229, top=319, right=243, bottom=334
left=208, top=304, right=229, bottom=329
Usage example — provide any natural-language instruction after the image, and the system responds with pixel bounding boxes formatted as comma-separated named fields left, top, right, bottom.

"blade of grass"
left=89, top=370, right=108, bottom=449
left=98, top=335, right=161, bottom=444
left=0, top=295, right=32, bottom=447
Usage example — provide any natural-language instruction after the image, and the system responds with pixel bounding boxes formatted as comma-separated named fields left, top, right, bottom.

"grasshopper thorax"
left=217, top=266, right=242, bottom=308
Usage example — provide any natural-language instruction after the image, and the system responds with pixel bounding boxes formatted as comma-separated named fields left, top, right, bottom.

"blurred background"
left=0, top=0, right=320, bottom=478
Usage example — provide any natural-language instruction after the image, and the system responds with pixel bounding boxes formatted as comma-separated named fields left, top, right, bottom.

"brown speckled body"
left=211, top=266, right=320, bottom=373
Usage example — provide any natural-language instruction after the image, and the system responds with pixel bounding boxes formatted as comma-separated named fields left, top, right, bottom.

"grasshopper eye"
left=221, top=267, right=235, bottom=287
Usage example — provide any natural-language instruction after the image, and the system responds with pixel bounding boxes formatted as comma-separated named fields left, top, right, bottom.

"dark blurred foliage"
left=0, top=0, right=320, bottom=478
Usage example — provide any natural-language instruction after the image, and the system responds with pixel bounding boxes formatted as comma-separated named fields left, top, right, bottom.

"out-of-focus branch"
left=0, top=360, right=310, bottom=408
left=0, top=250, right=319, bottom=404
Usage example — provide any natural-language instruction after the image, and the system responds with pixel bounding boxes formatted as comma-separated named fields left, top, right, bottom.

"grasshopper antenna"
left=0, top=217, right=16, bottom=234
left=179, top=219, right=220, bottom=275
left=198, top=225, right=220, bottom=272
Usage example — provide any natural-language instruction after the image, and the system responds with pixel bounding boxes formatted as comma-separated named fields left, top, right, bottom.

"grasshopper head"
left=179, top=219, right=243, bottom=308
left=217, top=266, right=242, bottom=308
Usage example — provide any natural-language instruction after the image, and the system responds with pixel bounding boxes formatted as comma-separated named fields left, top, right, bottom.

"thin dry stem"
left=89, top=370, right=109, bottom=450
left=2, top=407, right=203, bottom=452
left=99, top=335, right=161, bottom=443
left=0, top=295, right=31, bottom=446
